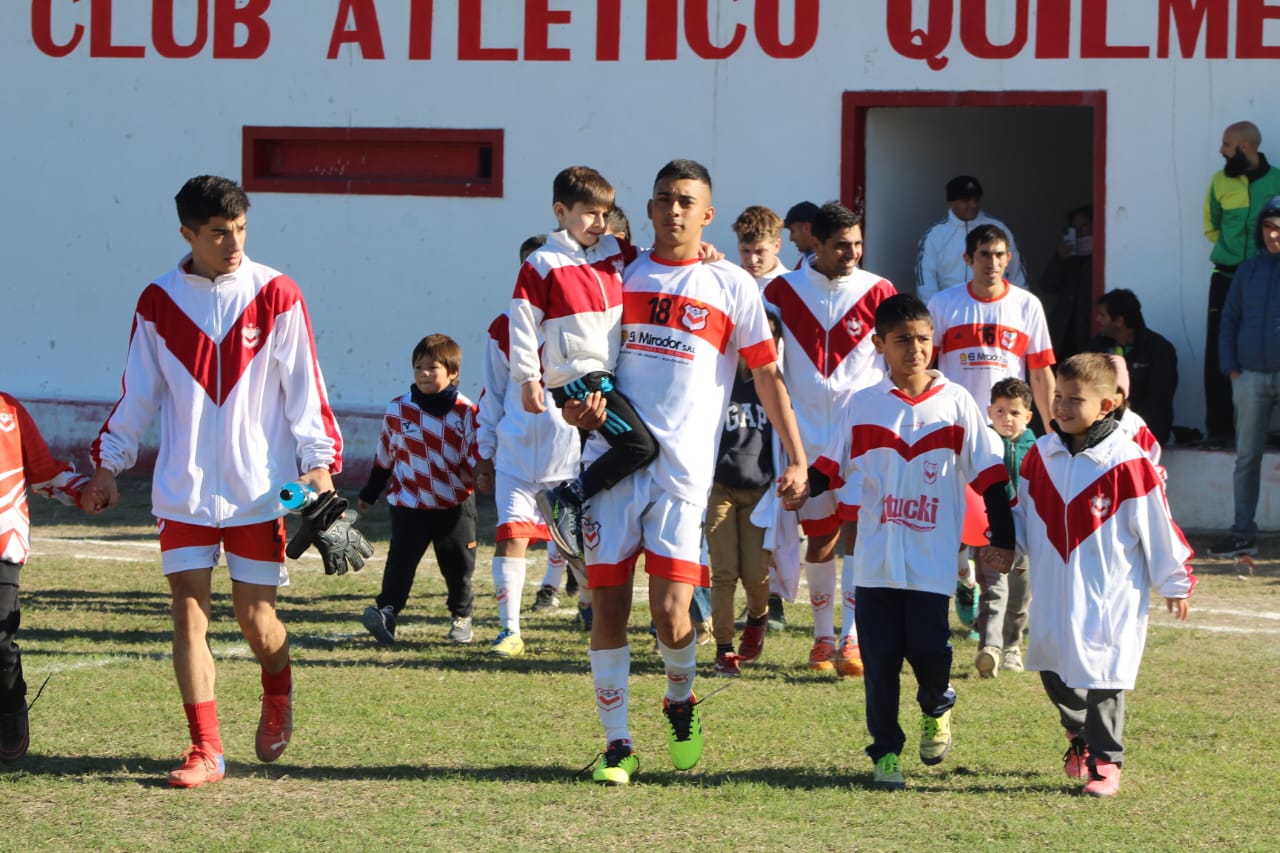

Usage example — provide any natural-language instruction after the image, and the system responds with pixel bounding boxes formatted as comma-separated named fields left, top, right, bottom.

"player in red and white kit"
left=82, top=176, right=343, bottom=788
left=0, top=394, right=89, bottom=763
left=475, top=306, right=582, bottom=658
left=927, top=223, right=1055, bottom=630
left=764, top=202, right=897, bottom=677
left=567, top=160, right=808, bottom=785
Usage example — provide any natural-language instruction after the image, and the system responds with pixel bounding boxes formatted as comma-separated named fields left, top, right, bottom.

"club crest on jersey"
left=923, top=460, right=939, bottom=484
left=881, top=493, right=940, bottom=532
left=582, top=518, right=601, bottom=550
left=596, top=687, right=625, bottom=710
left=1089, top=494, right=1113, bottom=518
left=846, top=316, right=863, bottom=337
left=0, top=412, right=14, bottom=433
left=242, top=324, right=261, bottom=349
left=1001, top=329, right=1018, bottom=349
left=810, top=593, right=832, bottom=609
left=682, top=304, right=709, bottom=331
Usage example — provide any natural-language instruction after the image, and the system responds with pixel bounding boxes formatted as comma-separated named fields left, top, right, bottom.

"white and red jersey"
left=509, top=230, right=638, bottom=389
left=92, top=255, right=342, bottom=527
left=764, top=265, right=896, bottom=461
left=812, top=372, right=1008, bottom=597
left=928, top=281, right=1055, bottom=408
left=587, top=254, right=777, bottom=508
left=477, top=312, right=580, bottom=484
left=1, top=393, right=88, bottom=565
left=372, top=390, right=478, bottom=510
left=1114, top=407, right=1162, bottom=468
left=1015, top=429, right=1196, bottom=690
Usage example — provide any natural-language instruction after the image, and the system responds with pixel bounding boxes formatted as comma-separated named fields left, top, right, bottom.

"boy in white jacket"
left=1015, top=353, right=1195, bottom=798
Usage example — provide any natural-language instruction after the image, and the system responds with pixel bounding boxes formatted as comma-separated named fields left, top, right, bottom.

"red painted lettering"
left=596, top=0, right=621, bottom=60
left=886, top=0, right=952, bottom=70
left=153, top=0, right=208, bottom=59
left=458, top=0, right=518, bottom=60
left=646, top=0, right=679, bottom=60
left=1158, top=0, right=1227, bottom=58
left=212, top=0, right=270, bottom=59
left=327, top=0, right=386, bottom=60
left=755, top=0, right=819, bottom=59
left=959, top=0, right=1028, bottom=59
left=1080, top=0, right=1149, bottom=58
left=1237, top=0, right=1280, bottom=58
left=684, top=0, right=746, bottom=60
left=31, top=0, right=85, bottom=57
left=524, top=0, right=571, bottom=61
left=90, top=0, right=145, bottom=58
left=1034, top=0, right=1071, bottom=58
left=409, top=0, right=433, bottom=59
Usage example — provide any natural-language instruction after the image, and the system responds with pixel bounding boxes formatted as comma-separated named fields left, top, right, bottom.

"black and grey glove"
left=286, top=491, right=374, bottom=574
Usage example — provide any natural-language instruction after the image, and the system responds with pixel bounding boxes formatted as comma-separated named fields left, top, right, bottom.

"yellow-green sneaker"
left=872, top=752, right=905, bottom=790
left=920, top=708, right=953, bottom=765
left=487, top=628, right=525, bottom=658
left=592, top=740, right=638, bottom=785
left=663, top=695, right=704, bottom=770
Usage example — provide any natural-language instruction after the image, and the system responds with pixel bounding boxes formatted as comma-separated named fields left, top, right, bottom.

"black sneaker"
left=767, top=594, right=787, bottom=631
left=361, top=605, right=397, bottom=644
left=1207, top=534, right=1257, bottom=557
left=536, top=484, right=583, bottom=559
left=0, top=704, right=29, bottom=764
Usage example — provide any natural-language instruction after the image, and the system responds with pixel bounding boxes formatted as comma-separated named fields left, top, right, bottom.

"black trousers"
left=551, top=372, right=657, bottom=500
left=1205, top=270, right=1236, bottom=439
left=0, top=562, right=25, bottom=712
left=376, top=501, right=476, bottom=619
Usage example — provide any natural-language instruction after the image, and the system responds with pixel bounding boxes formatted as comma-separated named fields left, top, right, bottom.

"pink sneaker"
left=255, top=692, right=293, bottom=762
left=167, top=744, right=226, bottom=788
left=738, top=620, right=766, bottom=662
left=1082, top=760, right=1122, bottom=797
left=1063, top=732, right=1090, bottom=778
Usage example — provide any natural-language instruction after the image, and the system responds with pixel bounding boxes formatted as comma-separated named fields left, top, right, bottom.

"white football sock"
left=492, top=556, right=526, bottom=632
left=540, top=542, right=566, bottom=589
left=589, top=645, right=631, bottom=745
left=657, top=636, right=697, bottom=703
left=805, top=559, right=837, bottom=640
left=840, top=554, right=859, bottom=643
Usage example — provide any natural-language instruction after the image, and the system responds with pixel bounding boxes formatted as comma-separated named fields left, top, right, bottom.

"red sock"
left=183, top=701, right=223, bottom=755
left=261, top=662, right=292, bottom=696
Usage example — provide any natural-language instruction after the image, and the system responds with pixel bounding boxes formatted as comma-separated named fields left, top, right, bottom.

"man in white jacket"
left=915, top=175, right=1026, bottom=302
left=82, top=176, right=342, bottom=788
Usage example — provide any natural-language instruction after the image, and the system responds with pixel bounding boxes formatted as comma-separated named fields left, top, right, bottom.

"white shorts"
left=797, top=490, right=840, bottom=537
left=158, top=518, right=289, bottom=587
left=494, top=470, right=553, bottom=543
left=581, top=469, right=709, bottom=589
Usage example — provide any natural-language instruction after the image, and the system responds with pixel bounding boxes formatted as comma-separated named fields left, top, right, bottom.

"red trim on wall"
left=242, top=126, right=504, bottom=197
left=840, top=90, right=1106, bottom=316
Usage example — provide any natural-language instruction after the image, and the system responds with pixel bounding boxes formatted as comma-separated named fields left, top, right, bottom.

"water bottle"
left=280, top=481, right=318, bottom=512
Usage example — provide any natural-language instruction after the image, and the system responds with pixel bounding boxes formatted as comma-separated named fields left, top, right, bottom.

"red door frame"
left=841, top=90, right=1107, bottom=300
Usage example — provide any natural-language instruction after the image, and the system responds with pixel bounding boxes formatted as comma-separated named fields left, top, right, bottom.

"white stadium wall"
left=4, top=1, right=1280, bottom=526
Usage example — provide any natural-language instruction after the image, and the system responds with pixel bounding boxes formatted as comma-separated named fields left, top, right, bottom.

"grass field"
left=4, top=478, right=1278, bottom=852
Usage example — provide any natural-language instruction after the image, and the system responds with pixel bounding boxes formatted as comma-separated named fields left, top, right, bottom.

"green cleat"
left=920, top=708, right=953, bottom=766
left=592, top=740, right=638, bottom=785
left=663, top=695, right=704, bottom=770
left=872, top=752, right=906, bottom=790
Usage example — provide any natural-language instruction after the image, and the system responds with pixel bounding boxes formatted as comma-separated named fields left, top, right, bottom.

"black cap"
left=945, top=175, right=983, bottom=201
left=784, top=201, right=820, bottom=226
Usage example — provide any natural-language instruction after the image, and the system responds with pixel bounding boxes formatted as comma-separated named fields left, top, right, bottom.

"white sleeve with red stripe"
left=509, top=263, right=547, bottom=387
left=92, top=297, right=168, bottom=475
left=959, top=388, right=1009, bottom=493
left=728, top=263, right=778, bottom=368
left=477, top=313, right=509, bottom=462
left=1022, top=293, right=1056, bottom=371
left=1131, top=460, right=1197, bottom=600
left=276, top=298, right=342, bottom=474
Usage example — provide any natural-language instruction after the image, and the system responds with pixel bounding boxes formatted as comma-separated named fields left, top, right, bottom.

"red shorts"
left=158, top=517, right=288, bottom=587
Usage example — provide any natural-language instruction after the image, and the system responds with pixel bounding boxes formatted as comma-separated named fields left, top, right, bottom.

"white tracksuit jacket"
left=91, top=255, right=342, bottom=526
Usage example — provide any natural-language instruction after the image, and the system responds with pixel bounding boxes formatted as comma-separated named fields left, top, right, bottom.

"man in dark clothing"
left=1088, top=289, right=1178, bottom=445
